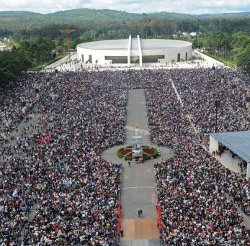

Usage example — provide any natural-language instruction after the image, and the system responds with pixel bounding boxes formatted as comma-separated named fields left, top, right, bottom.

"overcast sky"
left=0, top=0, right=250, bottom=14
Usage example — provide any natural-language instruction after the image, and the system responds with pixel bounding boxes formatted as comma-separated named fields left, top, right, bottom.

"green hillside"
left=49, top=8, right=143, bottom=20
left=0, top=11, right=42, bottom=17
left=0, top=9, right=249, bottom=23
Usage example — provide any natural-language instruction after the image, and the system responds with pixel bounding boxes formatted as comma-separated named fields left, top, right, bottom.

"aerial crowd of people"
left=0, top=71, right=127, bottom=245
left=0, top=67, right=249, bottom=245
left=145, top=68, right=250, bottom=245
left=171, top=68, right=250, bottom=145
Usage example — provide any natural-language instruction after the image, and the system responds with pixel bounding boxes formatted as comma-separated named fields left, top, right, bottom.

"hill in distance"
left=0, top=8, right=249, bottom=34
left=48, top=8, right=143, bottom=20
left=0, top=8, right=249, bottom=22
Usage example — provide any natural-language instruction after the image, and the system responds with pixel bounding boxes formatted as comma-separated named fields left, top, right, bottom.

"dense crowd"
left=0, top=71, right=127, bottom=245
left=145, top=68, right=250, bottom=245
left=0, top=73, right=45, bottom=139
left=170, top=68, right=250, bottom=145
left=0, top=67, right=249, bottom=245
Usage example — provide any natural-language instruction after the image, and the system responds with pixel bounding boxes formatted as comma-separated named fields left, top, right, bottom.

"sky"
left=0, top=0, right=250, bottom=15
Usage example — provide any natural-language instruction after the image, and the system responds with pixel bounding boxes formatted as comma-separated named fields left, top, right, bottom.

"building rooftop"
left=77, top=38, right=191, bottom=51
left=211, top=131, right=250, bottom=162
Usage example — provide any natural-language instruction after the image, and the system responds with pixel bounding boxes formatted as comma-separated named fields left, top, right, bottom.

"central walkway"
left=102, top=89, right=173, bottom=246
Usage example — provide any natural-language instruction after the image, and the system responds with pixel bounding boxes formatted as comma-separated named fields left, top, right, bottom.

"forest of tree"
left=0, top=49, right=31, bottom=86
left=0, top=9, right=249, bottom=86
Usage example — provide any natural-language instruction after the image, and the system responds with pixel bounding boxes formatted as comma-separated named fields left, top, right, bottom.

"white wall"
left=247, top=163, right=250, bottom=179
left=77, top=45, right=192, bottom=65
left=209, top=136, right=219, bottom=154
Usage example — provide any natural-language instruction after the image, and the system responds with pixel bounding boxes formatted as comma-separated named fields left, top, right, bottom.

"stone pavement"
left=102, top=89, right=173, bottom=245
left=43, top=52, right=79, bottom=72
left=121, top=239, right=161, bottom=246
left=45, top=48, right=226, bottom=72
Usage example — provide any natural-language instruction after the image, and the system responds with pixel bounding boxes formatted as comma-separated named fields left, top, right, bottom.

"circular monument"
left=77, top=35, right=192, bottom=66
left=117, top=124, right=160, bottom=162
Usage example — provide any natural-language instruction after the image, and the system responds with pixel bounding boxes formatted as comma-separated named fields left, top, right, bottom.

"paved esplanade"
left=102, top=89, right=173, bottom=246
left=123, top=89, right=159, bottom=218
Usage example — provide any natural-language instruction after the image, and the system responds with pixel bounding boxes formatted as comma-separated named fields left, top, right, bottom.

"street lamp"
left=212, top=65, right=216, bottom=79
left=215, top=99, right=220, bottom=132
left=231, top=77, right=239, bottom=94
left=221, top=73, right=224, bottom=83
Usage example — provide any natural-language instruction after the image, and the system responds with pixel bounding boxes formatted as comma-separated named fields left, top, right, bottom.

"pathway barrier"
left=115, top=202, right=123, bottom=231
left=156, top=204, right=163, bottom=230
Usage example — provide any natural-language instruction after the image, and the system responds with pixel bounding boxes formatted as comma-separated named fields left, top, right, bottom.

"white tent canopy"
left=210, top=131, right=250, bottom=162
left=209, top=131, right=250, bottom=179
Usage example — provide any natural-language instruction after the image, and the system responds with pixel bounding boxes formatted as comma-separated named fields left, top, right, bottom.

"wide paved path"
left=122, top=89, right=158, bottom=220
left=102, top=89, right=173, bottom=245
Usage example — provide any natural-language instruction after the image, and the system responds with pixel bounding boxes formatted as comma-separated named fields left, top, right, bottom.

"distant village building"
left=173, top=32, right=198, bottom=39
left=181, top=32, right=189, bottom=37
left=190, top=32, right=197, bottom=37
left=0, top=43, right=11, bottom=51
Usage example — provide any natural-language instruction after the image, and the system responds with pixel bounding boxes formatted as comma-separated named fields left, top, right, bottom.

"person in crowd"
left=0, top=67, right=249, bottom=245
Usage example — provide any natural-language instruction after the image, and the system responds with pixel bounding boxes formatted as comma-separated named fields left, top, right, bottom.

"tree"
left=234, top=44, right=250, bottom=71
left=0, top=49, right=31, bottom=86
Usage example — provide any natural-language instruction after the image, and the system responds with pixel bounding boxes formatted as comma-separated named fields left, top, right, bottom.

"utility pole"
left=59, top=29, right=76, bottom=65
left=215, top=100, right=220, bottom=132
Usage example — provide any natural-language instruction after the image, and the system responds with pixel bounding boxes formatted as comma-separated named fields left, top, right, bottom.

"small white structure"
left=190, top=32, right=197, bottom=37
left=77, top=35, right=192, bottom=67
left=0, top=43, right=11, bottom=51
left=209, top=131, right=250, bottom=179
left=132, top=124, right=143, bottom=160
